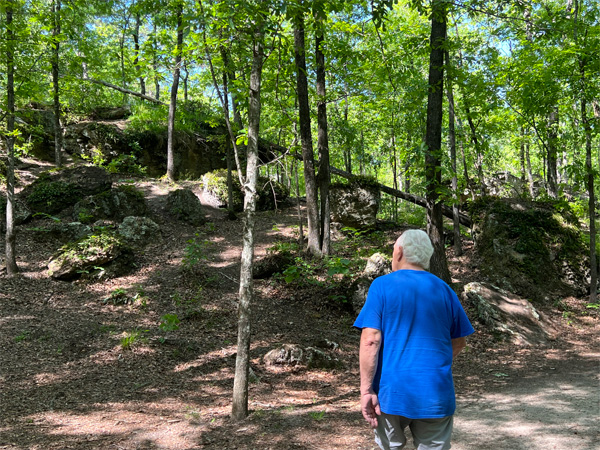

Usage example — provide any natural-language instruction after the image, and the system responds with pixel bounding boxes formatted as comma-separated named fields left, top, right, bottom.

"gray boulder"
left=263, top=344, right=343, bottom=370
left=118, top=216, right=160, bottom=247
left=351, top=252, right=391, bottom=313
left=330, top=183, right=380, bottom=229
left=463, top=282, right=556, bottom=346
left=166, top=189, right=205, bottom=226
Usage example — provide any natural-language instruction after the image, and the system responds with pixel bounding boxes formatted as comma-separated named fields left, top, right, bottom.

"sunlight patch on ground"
left=0, top=314, right=38, bottom=325
left=453, top=380, right=598, bottom=450
left=36, top=406, right=204, bottom=450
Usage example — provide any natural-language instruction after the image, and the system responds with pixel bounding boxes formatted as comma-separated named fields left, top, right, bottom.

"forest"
left=0, top=0, right=599, bottom=449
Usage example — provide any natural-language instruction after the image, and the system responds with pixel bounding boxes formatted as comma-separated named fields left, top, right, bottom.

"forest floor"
left=0, top=160, right=598, bottom=450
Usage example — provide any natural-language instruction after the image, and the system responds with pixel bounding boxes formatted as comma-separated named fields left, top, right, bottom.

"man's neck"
left=396, top=261, right=426, bottom=271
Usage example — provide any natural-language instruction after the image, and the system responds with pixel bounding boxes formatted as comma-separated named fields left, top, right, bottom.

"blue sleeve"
left=449, top=290, right=475, bottom=339
left=353, top=277, right=384, bottom=330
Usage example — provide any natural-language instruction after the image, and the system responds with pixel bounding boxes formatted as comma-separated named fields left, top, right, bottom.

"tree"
left=51, top=0, right=63, bottom=167
left=166, top=0, right=184, bottom=181
left=293, top=9, right=320, bottom=255
left=231, top=6, right=267, bottom=423
left=445, top=49, right=462, bottom=256
left=4, top=0, right=18, bottom=276
left=424, top=0, right=451, bottom=283
left=314, top=2, right=331, bottom=255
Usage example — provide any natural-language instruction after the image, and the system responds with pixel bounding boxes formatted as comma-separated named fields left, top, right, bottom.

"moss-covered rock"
left=202, top=169, right=289, bottom=212
left=468, top=197, right=590, bottom=301
left=73, top=185, right=147, bottom=223
left=47, top=229, right=134, bottom=280
left=22, top=166, right=112, bottom=215
left=166, top=189, right=205, bottom=226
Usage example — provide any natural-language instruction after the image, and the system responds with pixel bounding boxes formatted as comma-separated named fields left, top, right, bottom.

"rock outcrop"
left=464, top=282, right=556, bottom=345
left=469, top=197, right=591, bottom=300
left=330, top=180, right=380, bottom=229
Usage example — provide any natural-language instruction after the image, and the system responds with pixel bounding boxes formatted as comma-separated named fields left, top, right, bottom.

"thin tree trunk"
left=344, top=85, right=351, bottom=173
left=294, top=151, right=304, bottom=246
left=404, top=154, right=410, bottom=193
left=445, top=49, right=462, bottom=256
left=166, top=2, right=184, bottom=181
left=182, top=64, right=189, bottom=103
left=391, top=113, right=398, bottom=223
left=581, top=62, right=597, bottom=302
left=464, top=103, right=485, bottom=195
left=525, top=139, right=535, bottom=198
left=153, top=21, right=160, bottom=100
left=520, top=126, right=526, bottom=183
left=231, top=28, right=264, bottom=422
left=315, top=26, right=330, bottom=255
left=52, top=0, right=63, bottom=167
left=221, top=48, right=243, bottom=129
left=119, top=12, right=130, bottom=102
left=425, top=0, right=451, bottom=283
left=134, top=13, right=146, bottom=95
left=5, top=1, right=18, bottom=275
left=547, top=106, right=559, bottom=198
left=294, top=13, right=320, bottom=255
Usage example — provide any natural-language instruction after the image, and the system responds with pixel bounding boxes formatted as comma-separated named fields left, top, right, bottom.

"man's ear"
left=396, top=246, right=403, bottom=262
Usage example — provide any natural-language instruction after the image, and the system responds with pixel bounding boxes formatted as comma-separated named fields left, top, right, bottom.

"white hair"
left=396, top=229, right=434, bottom=269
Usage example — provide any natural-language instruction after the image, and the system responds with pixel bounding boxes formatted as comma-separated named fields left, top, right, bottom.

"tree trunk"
left=581, top=63, right=597, bottom=302
left=221, top=47, right=243, bottom=129
left=84, top=78, right=164, bottom=104
left=5, top=1, right=18, bottom=276
left=344, top=86, right=351, bottom=174
left=182, top=65, right=189, bottom=103
left=464, top=103, right=485, bottom=196
left=391, top=113, right=398, bottom=223
left=547, top=106, right=559, bottom=198
left=294, top=13, right=320, bottom=255
left=134, top=13, right=146, bottom=95
left=166, top=2, right=184, bottom=181
left=519, top=126, right=526, bottom=183
left=231, top=28, right=264, bottom=422
left=153, top=20, right=160, bottom=100
left=445, top=49, right=462, bottom=256
left=425, top=0, right=451, bottom=283
left=52, top=0, right=63, bottom=167
left=315, top=27, right=330, bottom=255
left=525, top=140, right=535, bottom=198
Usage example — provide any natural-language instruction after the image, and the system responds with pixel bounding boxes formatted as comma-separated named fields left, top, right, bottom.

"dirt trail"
left=453, top=351, right=599, bottom=450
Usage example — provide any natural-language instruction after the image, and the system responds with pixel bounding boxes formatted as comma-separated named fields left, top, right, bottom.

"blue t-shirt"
left=354, top=269, right=474, bottom=419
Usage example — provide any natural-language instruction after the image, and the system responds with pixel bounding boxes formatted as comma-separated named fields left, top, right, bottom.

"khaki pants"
left=374, top=413, right=453, bottom=450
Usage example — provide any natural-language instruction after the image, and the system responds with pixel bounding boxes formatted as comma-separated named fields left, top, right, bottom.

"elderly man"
left=354, top=229, right=474, bottom=450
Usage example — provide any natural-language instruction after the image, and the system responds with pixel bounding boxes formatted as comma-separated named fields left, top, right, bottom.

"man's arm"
left=360, top=327, right=382, bottom=428
left=452, top=337, right=467, bottom=359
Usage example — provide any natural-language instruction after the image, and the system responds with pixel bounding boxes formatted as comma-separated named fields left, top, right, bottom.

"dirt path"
left=1, top=169, right=598, bottom=450
left=453, top=351, right=599, bottom=450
